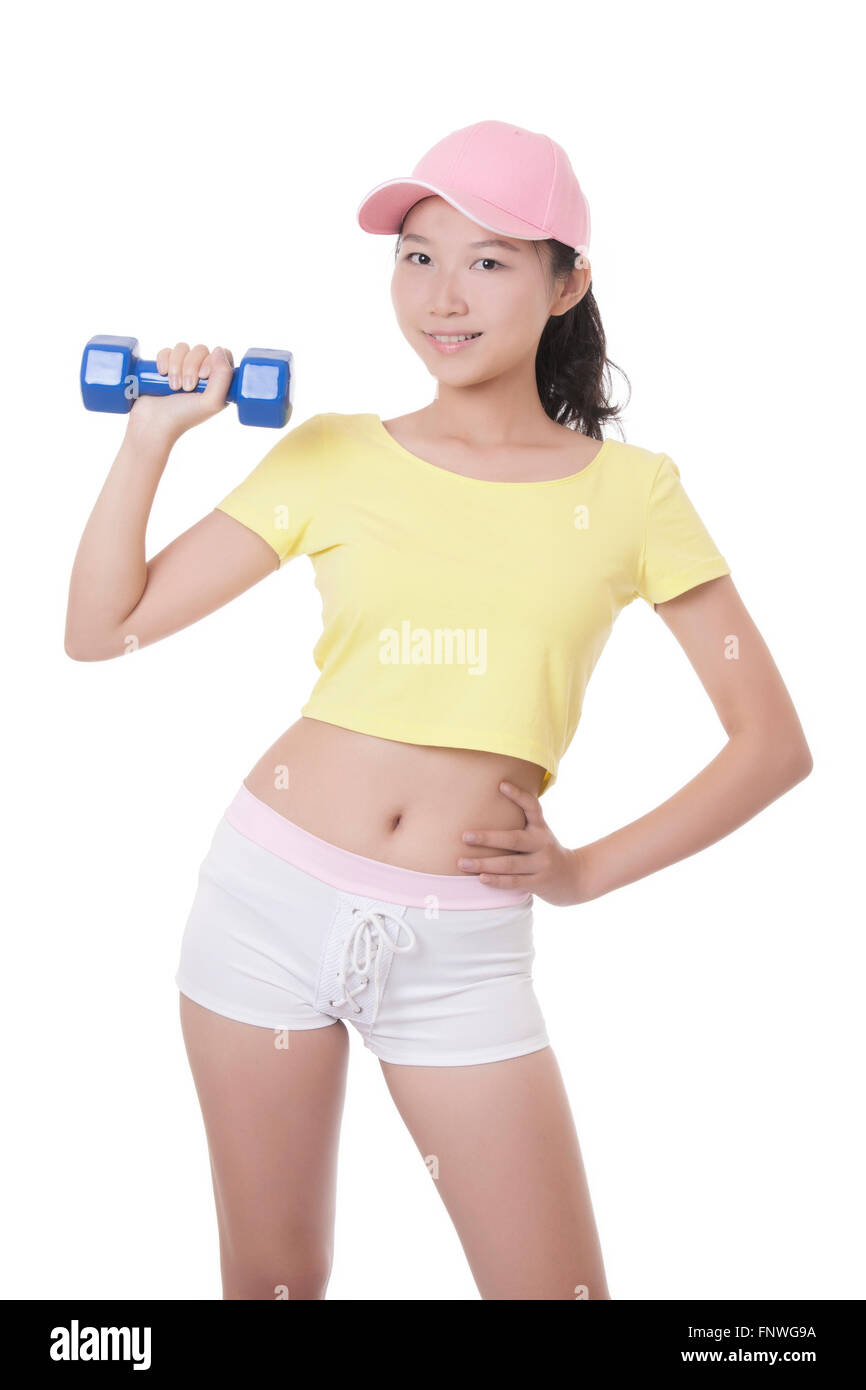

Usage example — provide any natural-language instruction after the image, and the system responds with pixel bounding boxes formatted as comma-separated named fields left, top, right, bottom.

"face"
left=391, top=195, right=588, bottom=386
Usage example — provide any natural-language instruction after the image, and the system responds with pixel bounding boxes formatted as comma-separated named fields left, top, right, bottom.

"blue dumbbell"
left=80, top=335, right=294, bottom=428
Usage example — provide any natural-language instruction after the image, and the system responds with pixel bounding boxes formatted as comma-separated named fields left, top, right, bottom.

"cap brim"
left=356, top=178, right=554, bottom=241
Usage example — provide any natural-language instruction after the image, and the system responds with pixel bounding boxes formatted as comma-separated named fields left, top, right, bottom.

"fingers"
left=462, top=826, right=524, bottom=850
left=181, top=343, right=210, bottom=390
left=202, top=345, right=234, bottom=395
left=154, top=342, right=235, bottom=395
left=167, top=342, right=190, bottom=390
left=498, top=779, right=543, bottom=824
left=458, top=852, right=537, bottom=876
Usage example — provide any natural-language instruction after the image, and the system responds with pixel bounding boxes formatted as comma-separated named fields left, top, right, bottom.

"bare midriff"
left=242, top=717, right=546, bottom=875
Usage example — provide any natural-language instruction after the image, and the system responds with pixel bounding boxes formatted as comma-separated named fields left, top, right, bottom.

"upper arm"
left=76, top=412, right=327, bottom=660
left=652, top=574, right=813, bottom=776
left=81, top=508, right=279, bottom=659
left=633, top=451, right=811, bottom=773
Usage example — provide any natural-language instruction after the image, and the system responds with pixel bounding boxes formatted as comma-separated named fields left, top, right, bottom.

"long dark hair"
left=533, top=238, right=630, bottom=441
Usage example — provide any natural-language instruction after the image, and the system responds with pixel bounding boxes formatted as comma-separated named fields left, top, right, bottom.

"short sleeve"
left=214, top=412, right=326, bottom=567
left=636, top=453, right=731, bottom=606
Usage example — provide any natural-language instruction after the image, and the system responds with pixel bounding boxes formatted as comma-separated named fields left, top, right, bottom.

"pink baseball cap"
left=356, top=120, right=591, bottom=266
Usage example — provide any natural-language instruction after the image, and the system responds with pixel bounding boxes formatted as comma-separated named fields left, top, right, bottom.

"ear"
left=550, top=258, right=591, bottom=318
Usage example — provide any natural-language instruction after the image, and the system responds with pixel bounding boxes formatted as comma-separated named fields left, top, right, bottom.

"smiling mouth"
left=425, top=332, right=483, bottom=341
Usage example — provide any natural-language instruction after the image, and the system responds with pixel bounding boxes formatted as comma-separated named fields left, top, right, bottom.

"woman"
left=65, top=120, right=812, bottom=1301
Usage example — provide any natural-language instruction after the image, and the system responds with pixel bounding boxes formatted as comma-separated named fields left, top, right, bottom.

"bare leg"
left=179, top=994, right=349, bottom=1299
left=380, top=1045, right=610, bottom=1300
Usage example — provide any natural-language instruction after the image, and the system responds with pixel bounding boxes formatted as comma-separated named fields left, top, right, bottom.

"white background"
left=2, top=0, right=861, bottom=1300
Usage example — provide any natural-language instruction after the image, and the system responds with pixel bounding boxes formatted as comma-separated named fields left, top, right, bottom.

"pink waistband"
left=223, top=783, right=532, bottom=910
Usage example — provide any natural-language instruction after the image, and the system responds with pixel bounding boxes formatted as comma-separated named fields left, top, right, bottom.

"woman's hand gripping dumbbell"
left=133, top=342, right=236, bottom=436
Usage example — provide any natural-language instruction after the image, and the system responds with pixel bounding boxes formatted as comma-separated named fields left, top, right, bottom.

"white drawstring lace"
left=329, top=905, right=416, bottom=1030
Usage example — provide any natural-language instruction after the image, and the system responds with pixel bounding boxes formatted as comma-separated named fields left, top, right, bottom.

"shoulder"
left=282, top=413, right=377, bottom=489
left=597, top=437, right=671, bottom=503
left=279, top=411, right=367, bottom=437
left=312, top=412, right=383, bottom=449
left=317, top=411, right=372, bottom=429
left=604, top=436, right=666, bottom=473
left=274, top=411, right=367, bottom=456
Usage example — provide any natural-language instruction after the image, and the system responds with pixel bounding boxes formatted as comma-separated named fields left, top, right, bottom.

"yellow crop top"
left=215, top=411, right=732, bottom=795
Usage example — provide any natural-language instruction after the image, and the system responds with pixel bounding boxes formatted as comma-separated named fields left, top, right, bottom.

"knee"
left=221, top=1246, right=333, bottom=1301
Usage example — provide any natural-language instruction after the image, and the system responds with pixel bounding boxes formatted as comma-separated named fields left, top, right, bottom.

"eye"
left=403, top=252, right=503, bottom=271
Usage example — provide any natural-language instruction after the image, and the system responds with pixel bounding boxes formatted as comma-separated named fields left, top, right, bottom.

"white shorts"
left=174, top=784, right=550, bottom=1067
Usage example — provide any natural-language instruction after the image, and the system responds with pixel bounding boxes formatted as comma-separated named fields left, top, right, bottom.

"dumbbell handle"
left=134, top=359, right=241, bottom=403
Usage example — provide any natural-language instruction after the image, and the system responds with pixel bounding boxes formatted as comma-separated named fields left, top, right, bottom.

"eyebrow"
left=399, top=233, right=522, bottom=253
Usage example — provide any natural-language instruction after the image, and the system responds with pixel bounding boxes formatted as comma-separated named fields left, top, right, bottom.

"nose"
left=426, top=272, right=470, bottom=319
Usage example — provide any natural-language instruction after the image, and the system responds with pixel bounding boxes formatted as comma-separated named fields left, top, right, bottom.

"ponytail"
left=534, top=238, right=630, bottom=440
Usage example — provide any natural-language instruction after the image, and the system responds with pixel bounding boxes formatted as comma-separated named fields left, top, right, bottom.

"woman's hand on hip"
left=458, top=781, right=584, bottom=907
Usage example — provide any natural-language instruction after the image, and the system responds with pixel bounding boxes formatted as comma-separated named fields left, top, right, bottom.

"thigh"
left=180, top=994, right=350, bottom=1299
left=379, top=1045, right=610, bottom=1300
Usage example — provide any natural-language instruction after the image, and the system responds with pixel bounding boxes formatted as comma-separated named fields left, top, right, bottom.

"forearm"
left=573, top=732, right=812, bottom=903
left=65, top=421, right=177, bottom=656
